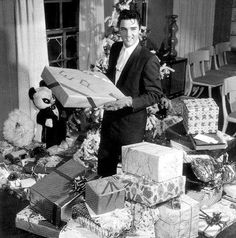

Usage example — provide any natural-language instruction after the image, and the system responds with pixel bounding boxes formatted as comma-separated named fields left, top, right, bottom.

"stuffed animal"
left=28, top=86, right=67, bottom=148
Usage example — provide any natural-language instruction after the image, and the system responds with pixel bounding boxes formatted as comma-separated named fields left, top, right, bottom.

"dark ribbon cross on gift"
left=199, top=209, right=227, bottom=232
left=101, top=179, right=121, bottom=207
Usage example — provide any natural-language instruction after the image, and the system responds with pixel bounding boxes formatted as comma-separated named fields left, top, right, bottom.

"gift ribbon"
left=47, top=81, right=97, bottom=108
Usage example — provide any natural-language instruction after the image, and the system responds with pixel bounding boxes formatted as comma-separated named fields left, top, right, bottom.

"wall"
left=213, top=0, right=232, bottom=45
left=147, top=0, right=173, bottom=50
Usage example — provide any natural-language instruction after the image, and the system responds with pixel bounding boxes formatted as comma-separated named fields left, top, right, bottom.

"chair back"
left=188, top=50, right=210, bottom=78
left=215, top=42, right=231, bottom=67
left=200, top=46, right=215, bottom=71
left=222, top=76, right=236, bottom=118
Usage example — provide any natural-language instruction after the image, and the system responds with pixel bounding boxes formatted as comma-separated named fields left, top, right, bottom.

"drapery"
left=173, top=0, right=216, bottom=58
left=0, top=0, right=48, bottom=121
left=79, top=0, right=105, bottom=70
left=15, top=0, right=49, bottom=117
left=173, top=0, right=216, bottom=94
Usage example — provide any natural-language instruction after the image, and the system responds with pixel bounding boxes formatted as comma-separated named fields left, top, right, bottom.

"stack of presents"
left=1, top=67, right=236, bottom=237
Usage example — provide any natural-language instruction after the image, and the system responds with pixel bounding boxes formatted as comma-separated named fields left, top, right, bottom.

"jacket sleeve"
left=132, top=54, right=163, bottom=112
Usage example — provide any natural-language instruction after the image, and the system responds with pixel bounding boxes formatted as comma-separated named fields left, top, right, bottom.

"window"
left=44, top=0, right=79, bottom=69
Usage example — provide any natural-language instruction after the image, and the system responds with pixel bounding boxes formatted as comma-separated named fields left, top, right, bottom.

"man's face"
left=119, top=19, right=140, bottom=48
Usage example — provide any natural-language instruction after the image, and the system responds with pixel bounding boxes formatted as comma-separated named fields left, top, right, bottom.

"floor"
left=0, top=52, right=236, bottom=238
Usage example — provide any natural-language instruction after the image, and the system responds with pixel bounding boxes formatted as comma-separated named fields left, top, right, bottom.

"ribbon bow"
left=71, top=175, right=88, bottom=194
left=199, top=210, right=226, bottom=232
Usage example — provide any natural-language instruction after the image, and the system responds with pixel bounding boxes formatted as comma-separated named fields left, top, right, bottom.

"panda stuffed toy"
left=29, top=85, right=67, bottom=148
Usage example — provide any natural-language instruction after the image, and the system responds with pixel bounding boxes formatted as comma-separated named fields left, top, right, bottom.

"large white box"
left=122, top=142, right=183, bottom=182
left=41, top=66, right=124, bottom=108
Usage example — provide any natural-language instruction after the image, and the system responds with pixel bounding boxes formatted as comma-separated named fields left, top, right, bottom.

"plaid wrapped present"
left=182, top=98, right=219, bottom=134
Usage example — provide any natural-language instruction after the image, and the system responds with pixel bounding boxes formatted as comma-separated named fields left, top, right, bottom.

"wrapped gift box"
left=125, top=201, right=160, bottom=238
left=114, top=173, right=185, bottom=207
left=72, top=202, right=133, bottom=238
left=198, top=198, right=236, bottom=238
left=15, top=205, right=61, bottom=238
left=85, top=176, right=125, bottom=215
left=155, top=194, right=199, bottom=238
left=182, top=98, right=219, bottom=134
left=41, top=66, right=124, bottom=108
left=122, top=142, right=183, bottom=182
left=29, top=159, right=97, bottom=226
left=187, top=186, right=223, bottom=208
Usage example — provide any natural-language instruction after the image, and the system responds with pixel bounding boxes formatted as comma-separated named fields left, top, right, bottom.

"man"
left=97, top=9, right=163, bottom=177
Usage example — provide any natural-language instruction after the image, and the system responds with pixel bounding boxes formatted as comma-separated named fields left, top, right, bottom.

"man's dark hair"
left=117, top=9, right=141, bottom=28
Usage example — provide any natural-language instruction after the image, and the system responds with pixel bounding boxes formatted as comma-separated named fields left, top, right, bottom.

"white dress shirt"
left=115, top=40, right=139, bottom=85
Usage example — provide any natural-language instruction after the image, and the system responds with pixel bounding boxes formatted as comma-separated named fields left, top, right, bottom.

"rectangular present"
left=41, top=66, right=124, bottom=108
left=72, top=201, right=133, bottom=238
left=85, top=176, right=125, bottom=215
left=29, top=159, right=97, bottom=226
left=114, top=173, right=186, bottom=207
left=198, top=198, right=236, bottom=238
left=187, top=186, right=223, bottom=208
left=155, top=194, right=199, bottom=238
left=15, top=205, right=61, bottom=238
left=122, top=142, right=183, bottom=182
left=182, top=98, right=219, bottom=134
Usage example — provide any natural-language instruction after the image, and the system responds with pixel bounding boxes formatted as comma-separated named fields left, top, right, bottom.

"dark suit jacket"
left=101, top=41, right=163, bottom=146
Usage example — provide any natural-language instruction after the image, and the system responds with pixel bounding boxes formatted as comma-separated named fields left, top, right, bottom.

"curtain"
left=173, top=0, right=216, bottom=58
left=173, top=0, right=216, bottom=94
left=15, top=0, right=49, bottom=117
left=78, top=0, right=105, bottom=70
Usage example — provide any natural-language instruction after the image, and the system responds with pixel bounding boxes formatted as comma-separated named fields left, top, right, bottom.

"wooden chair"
left=214, top=42, right=236, bottom=74
left=202, top=45, right=234, bottom=77
left=187, top=49, right=224, bottom=98
left=221, top=76, right=236, bottom=135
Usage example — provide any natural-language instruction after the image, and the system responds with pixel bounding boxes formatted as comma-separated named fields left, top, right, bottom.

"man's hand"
left=104, top=96, right=132, bottom=111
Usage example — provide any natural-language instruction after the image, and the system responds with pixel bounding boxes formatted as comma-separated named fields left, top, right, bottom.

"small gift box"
left=198, top=198, right=236, bottom=237
left=29, top=159, right=97, bottom=226
left=122, top=142, right=183, bottom=182
left=155, top=194, right=199, bottom=238
left=187, top=186, right=223, bottom=208
left=85, top=176, right=125, bottom=215
left=41, top=66, right=124, bottom=108
left=72, top=201, right=133, bottom=238
left=15, top=205, right=61, bottom=238
left=182, top=98, right=219, bottom=134
left=114, top=173, right=186, bottom=207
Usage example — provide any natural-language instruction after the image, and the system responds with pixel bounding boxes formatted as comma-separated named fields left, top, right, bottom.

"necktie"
left=115, top=47, right=129, bottom=84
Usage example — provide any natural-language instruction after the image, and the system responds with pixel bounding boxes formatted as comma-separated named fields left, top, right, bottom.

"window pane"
left=47, top=35, right=62, bottom=61
left=45, top=3, right=60, bottom=29
left=67, top=59, right=77, bottom=69
left=66, top=34, right=77, bottom=57
left=63, top=1, right=78, bottom=28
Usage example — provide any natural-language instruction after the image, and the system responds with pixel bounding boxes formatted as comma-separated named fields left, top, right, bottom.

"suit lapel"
left=116, top=44, right=142, bottom=87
